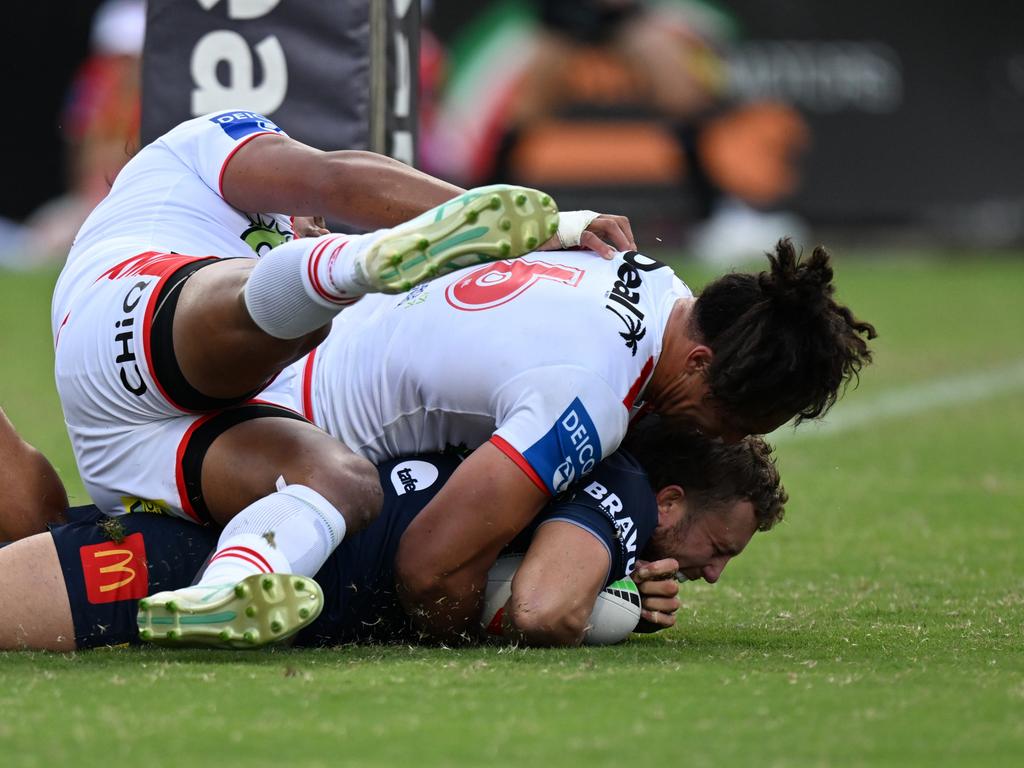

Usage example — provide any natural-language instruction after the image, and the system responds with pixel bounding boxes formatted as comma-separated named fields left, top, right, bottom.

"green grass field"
left=1, top=252, right=1022, bottom=767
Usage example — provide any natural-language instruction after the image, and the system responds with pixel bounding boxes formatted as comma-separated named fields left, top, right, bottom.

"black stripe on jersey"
left=150, top=257, right=268, bottom=412
left=179, top=403, right=308, bottom=524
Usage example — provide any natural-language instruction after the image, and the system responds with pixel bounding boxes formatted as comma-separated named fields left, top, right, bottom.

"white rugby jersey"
left=299, top=251, right=693, bottom=496
left=52, top=109, right=293, bottom=336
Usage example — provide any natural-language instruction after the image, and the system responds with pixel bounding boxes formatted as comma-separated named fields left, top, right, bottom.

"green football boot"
left=137, top=573, right=323, bottom=649
left=360, top=184, right=559, bottom=293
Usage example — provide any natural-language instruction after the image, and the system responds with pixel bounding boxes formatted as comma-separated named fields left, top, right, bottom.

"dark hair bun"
left=693, top=238, right=877, bottom=426
left=759, top=239, right=834, bottom=315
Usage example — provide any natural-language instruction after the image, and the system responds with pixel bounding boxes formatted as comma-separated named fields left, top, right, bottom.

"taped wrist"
left=556, top=210, right=600, bottom=248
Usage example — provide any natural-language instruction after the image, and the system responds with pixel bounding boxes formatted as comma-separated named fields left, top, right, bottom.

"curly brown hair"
left=623, top=418, right=787, bottom=531
left=693, top=238, right=877, bottom=426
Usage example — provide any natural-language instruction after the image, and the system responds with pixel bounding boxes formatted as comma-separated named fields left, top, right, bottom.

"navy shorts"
left=51, top=505, right=218, bottom=648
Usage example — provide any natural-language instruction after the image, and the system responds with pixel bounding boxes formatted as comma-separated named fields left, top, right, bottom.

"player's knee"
left=305, top=323, right=331, bottom=348
left=285, top=450, right=382, bottom=534
left=277, top=323, right=330, bottom=359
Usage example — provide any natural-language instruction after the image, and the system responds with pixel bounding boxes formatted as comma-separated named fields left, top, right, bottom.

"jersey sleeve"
left=489, top=366, right=629, bottom=496
left=156, top=110, right=288, bottom=199
left=530, top=451, right=659, bottom=584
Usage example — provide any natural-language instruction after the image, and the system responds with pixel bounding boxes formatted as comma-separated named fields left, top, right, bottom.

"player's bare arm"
left=222, top=134, right=636, bottom=256
left=501, top=520, right=610, bottom=646
left=395, top=442, right=548, bottom=643
left=222, top=134, right=464, bottom=230
left=0, top=407, right=67, bottom=540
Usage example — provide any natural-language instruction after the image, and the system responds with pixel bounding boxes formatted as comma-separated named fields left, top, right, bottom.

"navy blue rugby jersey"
left=52, top=451, right=657, bottom=647
left=298, top=449, right=658, bottom=646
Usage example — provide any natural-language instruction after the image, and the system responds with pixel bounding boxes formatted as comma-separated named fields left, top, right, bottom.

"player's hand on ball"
left=539, top=211, right=636, bottom=259
left=630, top=558, right=681, bottom=633
left=293, top=215, right=330, bottom=238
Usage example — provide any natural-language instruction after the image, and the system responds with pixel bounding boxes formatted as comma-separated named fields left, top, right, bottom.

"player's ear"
left=655, top=484, right=685, bottom=529
left=685, top=344, right=713, bottom=376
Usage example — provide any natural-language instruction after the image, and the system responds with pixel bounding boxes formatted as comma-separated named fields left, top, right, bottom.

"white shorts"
left=54, top=248, right=307, bottom=522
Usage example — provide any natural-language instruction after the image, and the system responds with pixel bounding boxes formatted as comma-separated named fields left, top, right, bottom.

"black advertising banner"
left=721, top=0, right=1024, bottom=239
left=429, top=0, right=1024, bottom=243
left=142, top=0, right=418, bottom=164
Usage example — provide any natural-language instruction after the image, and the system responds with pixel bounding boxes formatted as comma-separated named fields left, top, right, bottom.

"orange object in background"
left=509, top=119, right=686, bottom=186
left=699, top=103, right=810, bottom=207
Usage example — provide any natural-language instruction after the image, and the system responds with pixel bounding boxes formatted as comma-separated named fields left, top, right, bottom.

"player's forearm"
left=223, top=135, right=466, bottom=231
left=394, top=443, right=549, bottom=643
left=495, top=521, right=610, bottom=646
left=311, top=151, right=466, bottom=230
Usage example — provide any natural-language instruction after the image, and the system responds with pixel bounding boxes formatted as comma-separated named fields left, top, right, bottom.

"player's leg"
left=55, top=258, right=376, bottom=648
left=135, top=407, right=378, bottom=648
left=0, top=534, right=75, bottom=650
left=173, top=185, right=558, bottom=398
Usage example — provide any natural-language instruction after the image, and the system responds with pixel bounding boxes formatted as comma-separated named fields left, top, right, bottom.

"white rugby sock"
left=198, top=483, right=348, bottom=585
left=244, top=233, right=381, bottom=339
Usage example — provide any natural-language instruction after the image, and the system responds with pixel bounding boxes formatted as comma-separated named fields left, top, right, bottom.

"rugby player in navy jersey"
left=0, top=419, right=785, bottom=650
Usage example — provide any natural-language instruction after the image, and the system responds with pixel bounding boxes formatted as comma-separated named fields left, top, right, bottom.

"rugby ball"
left=481, top=554, right=642, bottom=645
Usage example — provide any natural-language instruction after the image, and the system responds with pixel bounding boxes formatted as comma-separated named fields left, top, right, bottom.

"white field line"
left=770, top=358, right=1024, bottom=443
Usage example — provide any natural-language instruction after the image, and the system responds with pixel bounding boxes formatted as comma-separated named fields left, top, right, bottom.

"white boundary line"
left=770, top=358, right=1024, bottom=443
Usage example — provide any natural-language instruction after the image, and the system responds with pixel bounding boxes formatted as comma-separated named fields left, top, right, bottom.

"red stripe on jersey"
left=54, top=311, right=71, bottom=349
left=628, top=402, right=654, bottom=429
left=210, top=545, right=274, bottom=573
left=490, top=435, right=551, bottom=496
left=301, top=348, right=318, bottom=422
left=175, top=411, right=218, bottom=523
left=217, top=131, right=284, bottom=199
left=623, top=356, right=655, bottom=411
left=173, top=399, right=306, bottom=523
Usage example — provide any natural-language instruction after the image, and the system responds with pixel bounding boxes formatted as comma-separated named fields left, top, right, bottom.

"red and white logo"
left=97, top=252, right=203, bottom=282
left=445, top=259, right=584, bottom=311
left=80, top=533, right=149, bottom=604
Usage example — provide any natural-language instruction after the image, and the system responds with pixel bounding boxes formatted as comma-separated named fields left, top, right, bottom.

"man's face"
left=649, top=335, right=792, bottom=442
left=646, top=498, right=758, bottom=583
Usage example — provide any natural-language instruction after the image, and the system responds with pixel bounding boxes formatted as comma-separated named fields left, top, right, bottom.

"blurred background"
left=3, top=0, right=1024, bottom=270
left=1, top=5, right=1022, bottom=761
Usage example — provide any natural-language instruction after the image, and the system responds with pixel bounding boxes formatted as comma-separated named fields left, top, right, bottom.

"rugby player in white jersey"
left=232, top=237, right=876, bottom=643
left=50, top=109, right=873, bottom=649
left=51, top=109, right=634, bottom=647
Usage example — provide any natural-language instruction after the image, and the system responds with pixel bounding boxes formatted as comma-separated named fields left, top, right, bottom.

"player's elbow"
left=394, top=552, right=478, bottom=638
left=395, top=557, right=443, bottom=608
left=396, top=560, right=466, bottom=611
left=506, top=594, right=589, bottom=647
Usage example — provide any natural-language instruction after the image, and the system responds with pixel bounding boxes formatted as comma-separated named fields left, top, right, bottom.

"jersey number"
left=445, top=259, right=584, bottom=311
